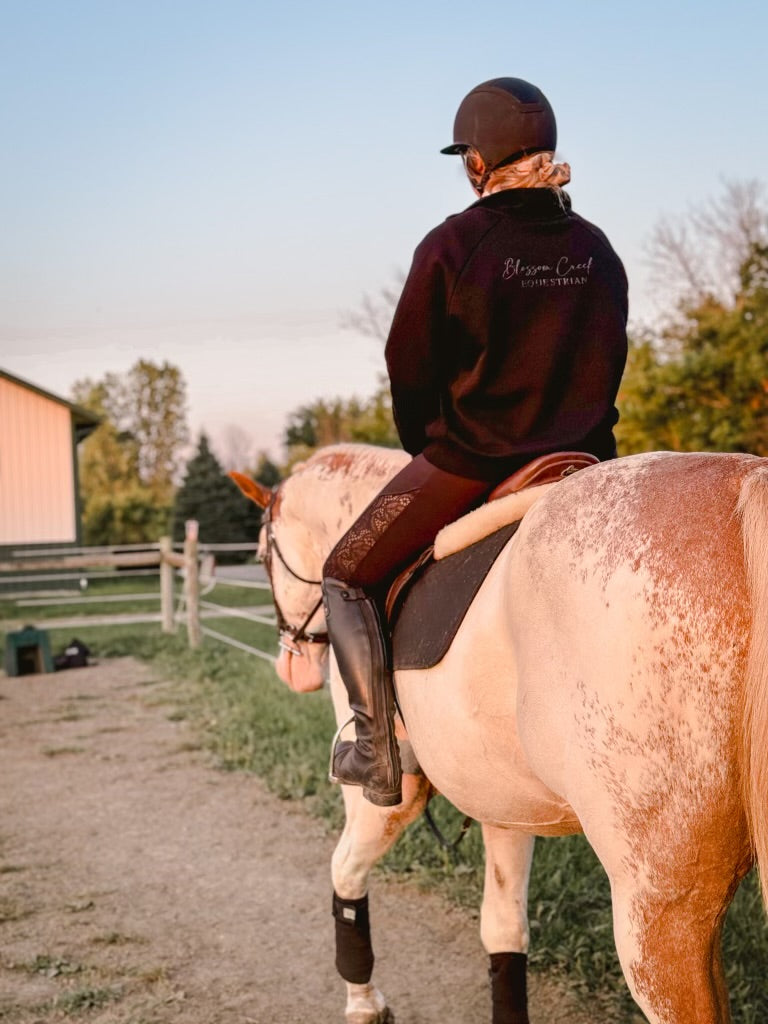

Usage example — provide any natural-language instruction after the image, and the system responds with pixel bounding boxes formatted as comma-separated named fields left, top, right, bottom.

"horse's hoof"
left=346, top=1008, right=393, bottom=1024
left=345, top=982, right=392, bottom=1024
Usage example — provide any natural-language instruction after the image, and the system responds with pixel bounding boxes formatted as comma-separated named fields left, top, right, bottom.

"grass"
left=25, top=955, right=84, bottom=978
left=2, top=613, right=768, bottom=1022
left=0, top=576, right=161, bottom=621
left=54, top=986, right=120, bottom=1012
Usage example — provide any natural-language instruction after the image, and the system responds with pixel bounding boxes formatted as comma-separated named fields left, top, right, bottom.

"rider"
left=323, top=76, right=629, bottom=807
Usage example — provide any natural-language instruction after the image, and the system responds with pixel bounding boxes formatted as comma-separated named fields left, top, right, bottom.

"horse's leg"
left=599, top=832, right=751, bottom=1024
left=332, top=771, right=431, bottom=1024
left=328, top=656, right=431, bottom=1022
left=480, top=825, right=534, bottom=1024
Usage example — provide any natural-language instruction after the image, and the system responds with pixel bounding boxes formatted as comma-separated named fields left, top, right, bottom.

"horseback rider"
left=323, top=76, right=628, bottom=807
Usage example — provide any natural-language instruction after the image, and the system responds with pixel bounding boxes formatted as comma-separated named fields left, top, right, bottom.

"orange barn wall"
left=0, top=376, right=77, bottom=544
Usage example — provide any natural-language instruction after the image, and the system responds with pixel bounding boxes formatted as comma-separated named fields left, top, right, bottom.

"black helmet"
left=441, top=77, right=557, bottom=171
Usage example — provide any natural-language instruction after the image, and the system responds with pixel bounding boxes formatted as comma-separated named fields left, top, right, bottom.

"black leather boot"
left=324, top=578, right=402, bottom=807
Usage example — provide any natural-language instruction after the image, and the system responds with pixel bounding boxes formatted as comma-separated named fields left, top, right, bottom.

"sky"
left=2, top=0, right=767, bottom=464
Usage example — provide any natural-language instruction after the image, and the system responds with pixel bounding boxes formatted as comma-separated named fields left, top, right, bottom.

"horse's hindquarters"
left=510, top=453, right=755, bottom=1021
left=512, top=453, right=751, bottom=826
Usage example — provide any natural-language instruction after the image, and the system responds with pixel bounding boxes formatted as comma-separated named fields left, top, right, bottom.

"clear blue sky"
left=2, top=0, right=767, bottom=461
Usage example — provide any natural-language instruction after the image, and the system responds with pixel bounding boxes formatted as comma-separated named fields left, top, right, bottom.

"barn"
left=0, top=368, right=100, bottom=553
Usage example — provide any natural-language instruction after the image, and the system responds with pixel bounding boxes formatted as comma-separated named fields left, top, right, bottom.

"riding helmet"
left=441, top=77, right=557, bottom=171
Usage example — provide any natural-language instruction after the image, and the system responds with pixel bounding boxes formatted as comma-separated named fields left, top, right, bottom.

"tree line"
left=75, top=180, right=768, bottom=547
left=616, top=180, right=768, bottom=456
left=73, top=360, right=269, bottom=552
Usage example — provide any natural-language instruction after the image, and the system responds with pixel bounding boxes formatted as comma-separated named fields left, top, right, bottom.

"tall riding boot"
left=323, top=578, right=402, bottom=807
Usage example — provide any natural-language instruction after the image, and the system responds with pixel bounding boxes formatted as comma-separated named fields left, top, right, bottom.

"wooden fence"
left=0, top=520, right=244, bottom=650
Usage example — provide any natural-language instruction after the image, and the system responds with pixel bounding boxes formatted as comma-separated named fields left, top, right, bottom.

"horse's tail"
left=738, top=465, right=768, bottom=906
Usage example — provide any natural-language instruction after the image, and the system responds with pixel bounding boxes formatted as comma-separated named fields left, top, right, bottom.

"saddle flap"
left=391, top=522, right=520, bottom=672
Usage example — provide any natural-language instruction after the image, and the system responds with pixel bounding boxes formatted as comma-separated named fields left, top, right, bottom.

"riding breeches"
left=322, top=454, right=492, bottom=602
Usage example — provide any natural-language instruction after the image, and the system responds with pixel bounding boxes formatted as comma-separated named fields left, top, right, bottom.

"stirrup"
left=328, top=714, right=355, bottom=784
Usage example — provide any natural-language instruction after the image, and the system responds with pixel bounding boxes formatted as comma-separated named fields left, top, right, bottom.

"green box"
left=4, top=626, right=54, bottom=676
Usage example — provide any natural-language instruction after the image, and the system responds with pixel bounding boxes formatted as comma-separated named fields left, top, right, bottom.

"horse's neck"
left=285, top=444, right=410, bottom=558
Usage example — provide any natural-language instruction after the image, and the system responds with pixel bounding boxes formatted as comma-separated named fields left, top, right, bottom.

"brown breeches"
left=322, top=454, right=491, bottom=601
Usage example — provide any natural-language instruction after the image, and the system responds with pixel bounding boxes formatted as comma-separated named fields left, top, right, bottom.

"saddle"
left=387, top=451, right=597, bottom=671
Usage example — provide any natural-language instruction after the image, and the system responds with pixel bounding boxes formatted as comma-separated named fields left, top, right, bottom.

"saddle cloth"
left=390, top=521, right=520, bottom=671
left=387, top=451, right=598, bottom=672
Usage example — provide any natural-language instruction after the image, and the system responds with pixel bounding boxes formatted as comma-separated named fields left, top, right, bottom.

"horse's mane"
left=292, top=444, right=410, bottom=485
left=277, top=445, right=410, bottom=543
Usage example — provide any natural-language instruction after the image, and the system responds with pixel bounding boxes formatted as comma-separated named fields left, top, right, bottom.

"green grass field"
left=1, top=597, right=767, bottom=1022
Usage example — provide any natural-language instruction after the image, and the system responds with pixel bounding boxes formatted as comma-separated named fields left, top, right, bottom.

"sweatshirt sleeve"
left=384, top=237, right=446, bottom=455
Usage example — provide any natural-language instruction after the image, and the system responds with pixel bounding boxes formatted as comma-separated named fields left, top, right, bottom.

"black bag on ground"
left=54, top=639, right=91, bottom=671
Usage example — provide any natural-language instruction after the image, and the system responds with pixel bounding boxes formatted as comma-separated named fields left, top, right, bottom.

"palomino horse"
left=233, top=442, right=768, bottom=1024
left=233, top=445, right=535, bottom=1024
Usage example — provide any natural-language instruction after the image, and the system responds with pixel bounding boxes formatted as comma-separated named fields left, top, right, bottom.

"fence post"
left=159, top=536, right=175, bottom=634
left=184, top=520, right=201, bottom=649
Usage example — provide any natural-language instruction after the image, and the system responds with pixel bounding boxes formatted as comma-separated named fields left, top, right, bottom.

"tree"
left=73, top=360, right=189, bottom=544
left=646, top=179, right=768, bottom=314
left=74, top=360, right=188, bottom=499
left=72, top=376, right=140, bottom=494
left=83, top=484, right=173, bottom=546
left=217, top=424, right=255, bottom=473
left=172, top=434, right=261, bottom=559
left=122, top=360, right=188, bottom=501
left=282, top=387, right=400, bottom=463
left=252, top=451, right=281, bottom=488
left=616, top=183, right=768, bottom=456
left=339, top=273, right=405, bottom=343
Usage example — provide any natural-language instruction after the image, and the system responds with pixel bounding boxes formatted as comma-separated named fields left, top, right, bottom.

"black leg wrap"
left=489, top=952, right=529, bottom=1024
left=332, top=891, right=374, bottom=984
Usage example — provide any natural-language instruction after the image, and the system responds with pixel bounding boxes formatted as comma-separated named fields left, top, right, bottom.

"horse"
left=233, top=444, right=536, bottom=1024
left=232, top=441, right=768, bottom=1024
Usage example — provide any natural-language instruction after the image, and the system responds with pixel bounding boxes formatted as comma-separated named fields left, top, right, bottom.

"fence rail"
left=0, top=522, right=278, bottom=660
left=0, top=552, right=162, bottom=572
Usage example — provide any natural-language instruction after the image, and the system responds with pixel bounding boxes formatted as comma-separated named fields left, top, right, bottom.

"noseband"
left=261, top=488, right=329, bottom=655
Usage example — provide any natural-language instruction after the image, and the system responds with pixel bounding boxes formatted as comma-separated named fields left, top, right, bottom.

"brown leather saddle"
left=387, top=451, right=598, bottom=671
left=486, top=450, right=598, bottom=500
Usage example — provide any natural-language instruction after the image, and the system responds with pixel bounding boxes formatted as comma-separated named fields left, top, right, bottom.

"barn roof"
left=0, top=368, right=101, bottom=442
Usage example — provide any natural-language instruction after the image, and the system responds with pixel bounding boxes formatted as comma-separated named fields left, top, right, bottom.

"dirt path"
left=0, top=657, right=598, bottom=1023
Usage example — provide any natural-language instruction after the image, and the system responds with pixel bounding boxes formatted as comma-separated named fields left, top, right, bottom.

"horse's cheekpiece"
left=391, top=521, right=520, bottom=671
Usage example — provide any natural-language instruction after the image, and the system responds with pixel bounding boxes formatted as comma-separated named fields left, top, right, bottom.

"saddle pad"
left=392, top=521, right=520, bottom=671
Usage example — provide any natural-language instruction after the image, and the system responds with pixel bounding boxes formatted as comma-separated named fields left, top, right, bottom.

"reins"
left=261, top=490, right=329, bottom=653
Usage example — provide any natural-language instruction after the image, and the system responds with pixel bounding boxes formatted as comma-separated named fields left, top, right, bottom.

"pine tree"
left=172, top=434, right=261, bottom=559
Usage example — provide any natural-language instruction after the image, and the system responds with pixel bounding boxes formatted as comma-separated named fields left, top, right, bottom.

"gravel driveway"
left=0, top=657, right=598, bottom=1023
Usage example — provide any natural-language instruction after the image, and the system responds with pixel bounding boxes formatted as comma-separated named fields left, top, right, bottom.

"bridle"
left=261, top=488, right=329, bottom=655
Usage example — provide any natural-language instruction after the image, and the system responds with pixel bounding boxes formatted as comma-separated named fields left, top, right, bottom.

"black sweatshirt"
left=384, top=189, right=629, bottom=481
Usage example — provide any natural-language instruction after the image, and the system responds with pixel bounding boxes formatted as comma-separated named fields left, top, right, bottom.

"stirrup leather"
left=328, top=714, right=355, bottom=783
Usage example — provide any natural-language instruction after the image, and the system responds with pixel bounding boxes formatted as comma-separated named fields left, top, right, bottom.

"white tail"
left=738, top=465, right=768, bottom=906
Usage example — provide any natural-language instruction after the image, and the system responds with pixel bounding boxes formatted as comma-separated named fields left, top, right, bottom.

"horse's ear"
left=229, top=471, right=273, bottom=509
